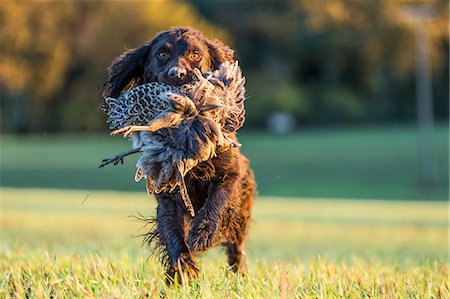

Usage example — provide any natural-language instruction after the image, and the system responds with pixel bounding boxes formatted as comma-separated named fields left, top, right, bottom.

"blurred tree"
left=0, top=1, right=448, bottom=133
left=193, top=0, right=449, bottom=126
left=1, top=2, right=80, bottom=132
left=0, top=1, right=228, bottom=133
left=299, top=0, right=449, bottom=119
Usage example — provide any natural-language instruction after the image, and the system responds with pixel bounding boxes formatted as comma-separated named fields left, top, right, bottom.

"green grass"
left=0, top=124, right=448, bottom=200
left=1, top=188, right=448, bottom=298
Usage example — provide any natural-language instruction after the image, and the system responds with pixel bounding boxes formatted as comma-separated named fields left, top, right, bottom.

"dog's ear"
left=103, top=44, right=151, bottom=98
left=207, top=38, right=235, bottom=70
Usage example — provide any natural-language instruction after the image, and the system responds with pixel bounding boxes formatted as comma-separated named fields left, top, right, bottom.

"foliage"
left=0, top=1, right=448, bottom=133
left=0, top=2, right=228, bottom=133
left=194, top=0, right=449, bottom=126
left=1, top=188, right=448, bottom=298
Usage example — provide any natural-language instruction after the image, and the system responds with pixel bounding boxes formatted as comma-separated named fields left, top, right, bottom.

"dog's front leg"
left=155, top=193, right=198, bottom=283
left=187, top=173, right=238, bottom=252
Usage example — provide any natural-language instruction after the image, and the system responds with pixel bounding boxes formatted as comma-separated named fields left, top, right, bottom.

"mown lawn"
left=0, top=124, right=448, bottom=200
left=1, top=188, right=448, bottom=298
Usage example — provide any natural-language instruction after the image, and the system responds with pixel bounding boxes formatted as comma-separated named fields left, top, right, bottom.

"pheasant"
left=100, top=62, right=246, bottom=217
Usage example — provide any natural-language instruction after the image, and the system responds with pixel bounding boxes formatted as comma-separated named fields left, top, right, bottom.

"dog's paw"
left=187, top=212, right=218, bottom=252
left=166, top=253, right=199, bottom=285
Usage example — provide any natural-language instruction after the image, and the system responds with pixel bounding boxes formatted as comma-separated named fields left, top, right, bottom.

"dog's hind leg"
left=225, top=202, right=252, bottom=273
left=225, top=241, right=246, bottom=273
left=226, top=162, right=255, bottom=273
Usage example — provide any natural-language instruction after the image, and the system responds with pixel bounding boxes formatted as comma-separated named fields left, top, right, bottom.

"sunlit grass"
left=1, top=188, right=448, bottom=298
left=3, top=254, right=448, bottom=298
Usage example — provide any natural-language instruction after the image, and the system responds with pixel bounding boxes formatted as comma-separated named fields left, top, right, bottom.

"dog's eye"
left=190, top=51, right=201, bottom=61
left=157, top=51, right=170, bottom=60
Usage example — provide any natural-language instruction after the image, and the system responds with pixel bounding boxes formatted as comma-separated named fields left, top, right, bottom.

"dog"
left=103, top=27, right=256, bottom=282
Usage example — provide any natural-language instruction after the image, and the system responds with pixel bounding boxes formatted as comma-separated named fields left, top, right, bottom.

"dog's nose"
left=167, top=67, right=187, bottom=79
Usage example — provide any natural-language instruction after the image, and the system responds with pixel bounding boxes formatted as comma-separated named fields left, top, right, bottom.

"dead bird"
left=100, top=61, right=246, bottom=217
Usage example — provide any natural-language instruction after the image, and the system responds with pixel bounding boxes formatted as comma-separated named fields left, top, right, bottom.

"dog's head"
left=104, top=27, right=235, bottom=97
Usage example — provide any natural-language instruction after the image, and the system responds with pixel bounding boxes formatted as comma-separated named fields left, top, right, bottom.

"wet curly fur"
left=103, top=27, right=256, bottom=282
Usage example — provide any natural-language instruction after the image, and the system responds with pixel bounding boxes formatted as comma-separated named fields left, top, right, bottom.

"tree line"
left=1, top=1, right=448, bottom=133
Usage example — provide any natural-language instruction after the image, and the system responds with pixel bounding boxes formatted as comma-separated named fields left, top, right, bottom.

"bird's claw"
left=99, top=155, right=124, bottom=168
left=111, top=126, right=135, bottom=138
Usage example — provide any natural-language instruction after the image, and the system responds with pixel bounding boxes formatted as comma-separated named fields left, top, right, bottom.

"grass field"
left=1, top=124, right=448, bottom=200
left=1, top=188, right=448, bottom=298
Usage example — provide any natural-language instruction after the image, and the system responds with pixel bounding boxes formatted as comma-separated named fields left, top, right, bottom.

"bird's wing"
left=180, top=63, right=246, bottom=133
left=103, top=82, right=185, bottom=130
left=215, top=61, right=246, bottom=133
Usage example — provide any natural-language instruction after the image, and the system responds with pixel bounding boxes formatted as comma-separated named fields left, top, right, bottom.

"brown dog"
left=103, top=27, right=256, bottom=282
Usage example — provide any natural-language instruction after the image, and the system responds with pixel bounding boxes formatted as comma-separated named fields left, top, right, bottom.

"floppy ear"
left=207, top=38, right=235, bottom=70
left=103, top=44, right=151, bottom=98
